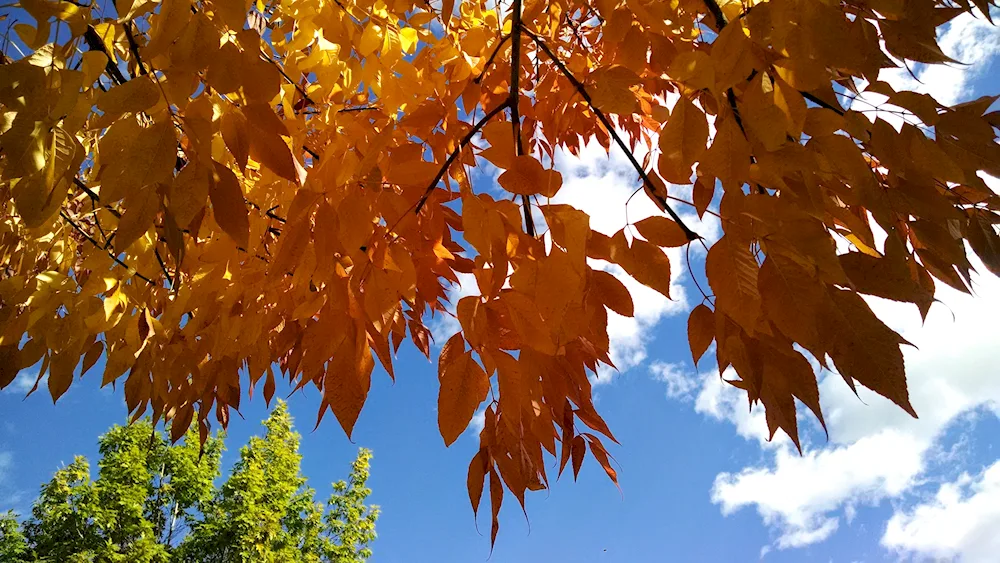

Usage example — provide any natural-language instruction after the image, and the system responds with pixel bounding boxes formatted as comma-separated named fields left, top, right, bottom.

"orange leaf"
left=705, top=235, right=760, bottom=333
left=634, top=216, right=689, bottom=248
left=209, top=162, right=250, bottom=247
left=591, top=270, right=634, bottom=317
left=438, top=351, right=490, bottom=446
left=687, top=304, right=715, bottom=365
left=468, top=448, right=488, bottom=517
left=610, top=235, right=673, bottom=299
left=497, top=155, right=563, bottom=197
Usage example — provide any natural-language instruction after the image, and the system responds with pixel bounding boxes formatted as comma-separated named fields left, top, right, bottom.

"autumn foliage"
left=2, top=0, right=1000, bottom=544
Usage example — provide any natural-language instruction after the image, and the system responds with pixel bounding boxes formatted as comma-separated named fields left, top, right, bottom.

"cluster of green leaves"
left=0, top=401, right=378, bottom=563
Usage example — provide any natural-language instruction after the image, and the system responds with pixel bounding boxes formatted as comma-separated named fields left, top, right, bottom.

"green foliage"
left=0, top=510, right=28, bottom=561
left=3, top=402, right=378, bottom=562
left=321, top=449, right=379, bottom=563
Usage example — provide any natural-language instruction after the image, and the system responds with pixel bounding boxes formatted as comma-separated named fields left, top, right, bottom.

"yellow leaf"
left=588, top=65, right=640, bottom=115
left=242, top=104, right=299, bottom=183
left=209, top=162, right=250, bottom=247
left=170, top=163, right=210, bottom=228
left=221, top=107, right=250, bottom=171
left=658, top=96, right=708, bottom=184
left=359, top=22, right=382, bottom=57
left=114, top=186, right=161, bottom=254
left=668, top=50, right=714, bottom=91
left=700, top=113, right=750, bottom=190
left=96, top=75, right=161, bottom=116
left=98, top=118, right=177, bottom=203
left=400, top=27, right=419, bottom=53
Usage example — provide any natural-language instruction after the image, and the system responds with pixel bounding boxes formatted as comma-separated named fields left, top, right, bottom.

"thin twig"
left=60, top=211, right=156, bottom=285
left=262, top=52, right=316, bottom=107
left=414, top=100, right=511, bottom=214
left=524, top=29, right=699, bottom=241
left=473, top=34, right=511, bottom=84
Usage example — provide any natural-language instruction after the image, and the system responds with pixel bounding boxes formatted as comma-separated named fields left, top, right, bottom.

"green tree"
left=178, top=401, right=309, bottom=563
left=5, top=402, right=378, bottom=562
left=176, top=401, right=379, bottom=563
left=16, top=421, right=222, bottom=563
left=0, top=510, right=28, bottom=561
left=319, top=449, right=379, bottom=563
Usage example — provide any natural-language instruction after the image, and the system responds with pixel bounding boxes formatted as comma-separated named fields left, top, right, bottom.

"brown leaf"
left=840, top=251, right=933, bottom=317
left=634, top=216, right=689, bottom=248
left=571, top=434, right=586, bottom=480
left=688, top=304, right=715, bottom=366
left=438, top=351, right=490, bottom=446
left=967, top=210, right=1000, bottom=276
left=591, top=270, right=634, bottom=317
left=705, top=235, right=760, bottom=333
left=824, top=289, right=917, bottom=417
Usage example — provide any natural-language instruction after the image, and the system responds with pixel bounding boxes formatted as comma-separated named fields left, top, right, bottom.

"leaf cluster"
left=1, top=0, right=999, bottom=545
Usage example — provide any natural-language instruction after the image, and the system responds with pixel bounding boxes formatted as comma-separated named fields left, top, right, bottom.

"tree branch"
left=509, top=0, right=535, bottom=237
left=263, top=52, right=316, bottom=107
left=523, top=29, right=699, bottom=241
left=473, top=34, right=510, bottom=85
left=123, top=22, right=148, bottom=77
left=83, top=25, right=128, bottom=85
left=413, top=100, right=511, bottom=214
left=60, top=211, right=156, bottom=285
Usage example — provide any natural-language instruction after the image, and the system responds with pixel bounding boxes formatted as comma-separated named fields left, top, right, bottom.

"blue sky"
left=4, top=8, right=1000, bottom=563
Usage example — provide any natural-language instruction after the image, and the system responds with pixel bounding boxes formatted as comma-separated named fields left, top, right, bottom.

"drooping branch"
left=413, top=100, right=511, bottom=214
left=524, top=29, right=700, bottom=241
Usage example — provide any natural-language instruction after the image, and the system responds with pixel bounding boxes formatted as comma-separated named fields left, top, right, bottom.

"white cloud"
left=649, top=361, right=699, bottom=401
left=694, top=368, right=772, bottom=446
left=883, top=460, right=1000, bottom=563
left=697, top=264, right=1000, bottom=551
left=880, top=11, right=1000, bottom=107
left=3, top=369, right=42, bottom=395
left=854, top=11, right=1000, bottom=128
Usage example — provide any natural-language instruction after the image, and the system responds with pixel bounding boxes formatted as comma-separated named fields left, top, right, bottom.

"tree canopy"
left=0, top=401, right=379, bottom=562
left=1, top=0, right=999, bottom=545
